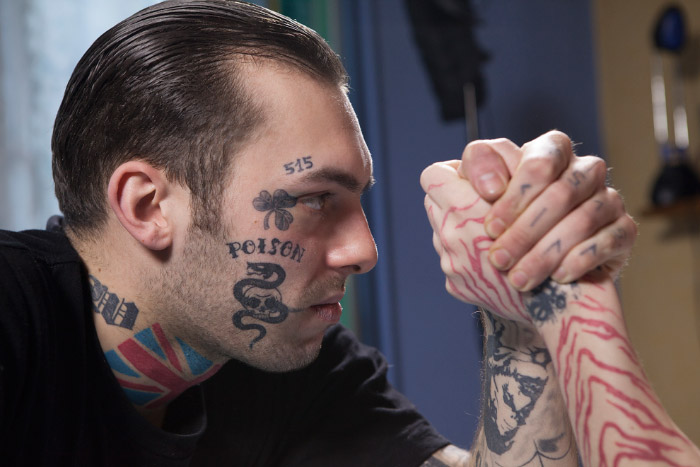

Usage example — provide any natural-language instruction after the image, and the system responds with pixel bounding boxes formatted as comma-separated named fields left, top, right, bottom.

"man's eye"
left=299, top=193, right=331, bottom=211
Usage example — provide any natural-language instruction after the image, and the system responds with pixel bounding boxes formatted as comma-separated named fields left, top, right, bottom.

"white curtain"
left=0, top=0, right=160, bottom=231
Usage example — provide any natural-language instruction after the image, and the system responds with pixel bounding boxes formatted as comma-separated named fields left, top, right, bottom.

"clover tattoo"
left=253, top=189, right=297, bottom=231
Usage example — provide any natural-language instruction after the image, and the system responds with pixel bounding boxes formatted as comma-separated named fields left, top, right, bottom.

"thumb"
left=458, top=139, right=521, bottom=202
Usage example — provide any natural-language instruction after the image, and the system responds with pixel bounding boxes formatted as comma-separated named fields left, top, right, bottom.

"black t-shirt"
left=0, top=229, right=449, bottom=466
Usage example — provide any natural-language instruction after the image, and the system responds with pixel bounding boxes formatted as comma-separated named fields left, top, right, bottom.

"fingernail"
left=486, top=218, right=506, bottom=238
left=490, top=248, right=513, bottom=270
left=510, top=270, right=530, bottom=290
left=477, top=172, right=506, bottom=196
left=552, top=267, right=569, bottom=283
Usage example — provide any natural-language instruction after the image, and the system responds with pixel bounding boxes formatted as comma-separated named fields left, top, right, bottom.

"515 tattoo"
left=283, top=156, right=313, bottom=175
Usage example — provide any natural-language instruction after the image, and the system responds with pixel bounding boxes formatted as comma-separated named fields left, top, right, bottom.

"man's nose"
left=327, top=209, right=378, bottom=275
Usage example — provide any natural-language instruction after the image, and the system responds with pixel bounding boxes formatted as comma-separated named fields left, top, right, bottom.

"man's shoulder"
left=0, top=228, right=80, bottom=267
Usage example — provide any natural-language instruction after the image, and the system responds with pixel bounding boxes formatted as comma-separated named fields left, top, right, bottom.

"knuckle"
left=521, top=156, right=560, bottom=183
left=440, top=254, right=453, bottom=276
left=516, top=256, right=552, bottom=285
left=546, top=129, right=572, bottom=143
left=582, top=156, right=608, bottom=186
left=496, top=227, right=532, bottom=258
left=419, top=165, right=438, bottom=190
left=563, top=251, right=596, bottom=278
left=618, top=216, right=638, bottom=244
left=488, top=198, right=517, bottom=225
left=546, top=130, right=574, bottom=154
left=574, top=210, right=599, bottom=235
left=605, top=187, right=626, bottom=212
left=441, top=227, right=461, bottom=248
left=547, top=181, right=578, bottom=209
left=462, top=141, right=494, bottom=168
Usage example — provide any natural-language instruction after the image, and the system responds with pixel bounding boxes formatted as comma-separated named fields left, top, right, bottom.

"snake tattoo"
left=232, top=262, right=291, bottom=349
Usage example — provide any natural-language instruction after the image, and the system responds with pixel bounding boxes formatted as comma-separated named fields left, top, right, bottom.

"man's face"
left=167, top=65, right=377, bottom=372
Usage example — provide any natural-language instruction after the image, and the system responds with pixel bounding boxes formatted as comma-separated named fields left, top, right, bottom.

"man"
left=0, top=1, right=634, bottom=465
left=422, top=149, right=700, bottom=465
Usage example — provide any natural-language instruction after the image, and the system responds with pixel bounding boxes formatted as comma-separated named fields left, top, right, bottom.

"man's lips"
left=311, top=302, right=343, bottom=323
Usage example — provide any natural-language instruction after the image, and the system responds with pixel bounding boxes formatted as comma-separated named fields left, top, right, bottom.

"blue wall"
left=347, top=0, right=602, bottom=448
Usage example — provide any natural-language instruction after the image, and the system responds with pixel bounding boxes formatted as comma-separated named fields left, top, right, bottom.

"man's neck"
left=93, top=312, right=222, bottom=414
left=90, top=272, right=222, bottom=423
left=73, top=227, right=223, bottom=423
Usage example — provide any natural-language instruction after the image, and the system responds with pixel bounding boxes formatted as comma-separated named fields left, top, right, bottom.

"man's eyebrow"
left=300, top=167, right=375, bottom=194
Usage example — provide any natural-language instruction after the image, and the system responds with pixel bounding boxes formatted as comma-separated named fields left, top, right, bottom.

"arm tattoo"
left=90, top=275, right=139, bottom=329
left=253, top=189, right=297, bottom=231
left=231, top=262, right=301, bottom=348
left=479, top=312, right=575, bottom=465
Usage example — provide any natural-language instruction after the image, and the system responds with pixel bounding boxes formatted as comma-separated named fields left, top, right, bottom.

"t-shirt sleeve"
left=192, top=325, right=450, bottom=467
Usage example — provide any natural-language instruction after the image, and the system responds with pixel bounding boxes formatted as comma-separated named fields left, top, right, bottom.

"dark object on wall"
left=651, top=162, right=700, bottom=207
left=654, top=5, right=685, bottom=52
left=649, top=5, right=700, bottom=207
left=404, top=0, right=489, bottom=122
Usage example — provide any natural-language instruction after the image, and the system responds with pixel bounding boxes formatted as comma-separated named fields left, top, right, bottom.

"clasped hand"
left=421, top=131, right=636, bottom=320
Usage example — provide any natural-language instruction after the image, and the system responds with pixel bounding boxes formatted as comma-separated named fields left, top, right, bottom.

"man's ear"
left=107, top=161, right=182, bottom=250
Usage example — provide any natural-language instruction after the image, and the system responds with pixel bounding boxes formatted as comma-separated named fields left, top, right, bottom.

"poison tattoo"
left=227, top=237, right=305, bottom=263
left=253, top=189, right=297, bottom=230
left=90, top=275, right=139, bottom=329
left=232, top=262, right=299, bottom=349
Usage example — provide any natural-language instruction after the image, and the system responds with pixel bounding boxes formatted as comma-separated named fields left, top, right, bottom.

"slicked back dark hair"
left=52, top=0, right=347, bottom=238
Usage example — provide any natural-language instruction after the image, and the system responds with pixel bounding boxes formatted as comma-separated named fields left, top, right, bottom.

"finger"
left=458, top=138, right=522, bottom=202
left=551, top=204, right=637, bottom=284
left=503, top=186, right=620, bottom=291
left=420, top=160, right=461, bottom=205
left=488, top=155, right=607, bottom=272
left=485, top=130, right=574, bottom=239
left=421, top=160, right=469, bottom=211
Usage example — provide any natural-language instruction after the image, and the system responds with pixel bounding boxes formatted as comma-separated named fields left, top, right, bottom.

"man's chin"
left=241, top=338, right=324, bottom=373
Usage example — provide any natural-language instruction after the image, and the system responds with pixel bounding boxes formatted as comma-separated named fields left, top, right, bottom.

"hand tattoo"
left=524, top=279, right=577, bottom=325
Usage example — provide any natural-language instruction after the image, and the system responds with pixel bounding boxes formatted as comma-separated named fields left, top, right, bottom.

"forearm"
left=470, top=311, right=578, bottom=466
left=530, top=275, right=700, bottom=466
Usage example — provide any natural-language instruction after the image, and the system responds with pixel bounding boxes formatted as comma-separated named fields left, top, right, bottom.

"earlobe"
left=107, top=161, right=174, bottom=251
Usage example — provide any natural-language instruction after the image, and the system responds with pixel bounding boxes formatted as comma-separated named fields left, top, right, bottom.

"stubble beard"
left=155, top=224, right=347, bottom=373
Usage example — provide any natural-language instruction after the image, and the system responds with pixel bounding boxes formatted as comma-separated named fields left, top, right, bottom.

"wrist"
left=522, top=271, right=619, bottom=347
